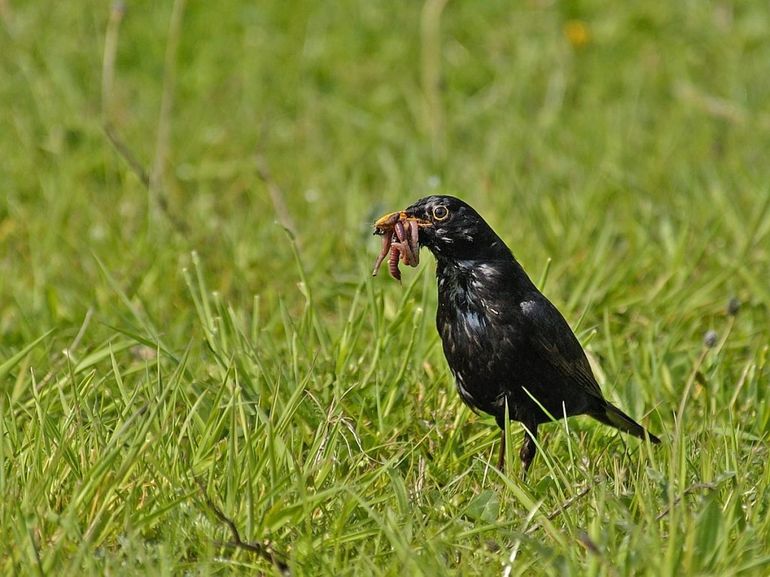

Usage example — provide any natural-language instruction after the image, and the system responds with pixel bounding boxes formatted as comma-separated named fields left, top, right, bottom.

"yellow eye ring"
left=432, top=205, right=449, bottom=221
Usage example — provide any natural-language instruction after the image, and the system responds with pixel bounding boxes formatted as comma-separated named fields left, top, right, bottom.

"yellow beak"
left=373, top=211, right=432, bottom=232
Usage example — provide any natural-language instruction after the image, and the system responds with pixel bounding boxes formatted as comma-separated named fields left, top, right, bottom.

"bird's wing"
left=518, top=296, right=605, bottom=401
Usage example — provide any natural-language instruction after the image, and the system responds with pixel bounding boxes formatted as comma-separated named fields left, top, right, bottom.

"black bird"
left=374, top=195, right=661, bottom=473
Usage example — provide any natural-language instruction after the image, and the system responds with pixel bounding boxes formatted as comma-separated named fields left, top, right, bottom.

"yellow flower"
left=564, top=20, right=590, bottom=48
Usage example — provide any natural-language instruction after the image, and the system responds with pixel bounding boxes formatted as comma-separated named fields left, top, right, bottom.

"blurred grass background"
left=1, top=0, right=769, bottom=575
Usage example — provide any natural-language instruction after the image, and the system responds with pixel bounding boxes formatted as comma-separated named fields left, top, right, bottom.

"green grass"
left=2, top=0, right=770, bottom=574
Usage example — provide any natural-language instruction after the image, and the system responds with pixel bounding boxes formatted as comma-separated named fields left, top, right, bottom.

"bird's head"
left=374, top=195, right=510, bottom=262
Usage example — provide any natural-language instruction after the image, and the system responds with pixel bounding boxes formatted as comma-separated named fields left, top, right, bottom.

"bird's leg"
left=520, top=422, right=539, bottom=477
left=497, top=428, right=506, bottom=471
left=494, top=414, right=508, bottom=471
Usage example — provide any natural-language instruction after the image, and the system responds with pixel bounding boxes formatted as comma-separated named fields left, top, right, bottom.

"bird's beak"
left=373, top=211, right=432, bottom=234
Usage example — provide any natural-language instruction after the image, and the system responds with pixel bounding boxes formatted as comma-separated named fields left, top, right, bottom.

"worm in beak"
left=371, top=211, right=429, bottom=281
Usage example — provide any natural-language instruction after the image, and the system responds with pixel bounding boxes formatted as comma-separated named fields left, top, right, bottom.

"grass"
left=2, top=0, right=770, bottom=574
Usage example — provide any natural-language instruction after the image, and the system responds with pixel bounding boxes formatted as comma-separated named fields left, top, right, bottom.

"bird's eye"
left=432, top=205, right=449, bottom=221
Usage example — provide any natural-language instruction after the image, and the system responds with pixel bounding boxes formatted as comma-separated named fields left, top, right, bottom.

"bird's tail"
left=592, top=402, right=661, bottom=444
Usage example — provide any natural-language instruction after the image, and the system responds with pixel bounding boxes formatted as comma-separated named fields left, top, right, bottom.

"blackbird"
left=374, top=195, right=660, bottom=473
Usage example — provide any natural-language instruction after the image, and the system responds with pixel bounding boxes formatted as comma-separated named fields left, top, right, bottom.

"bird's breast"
left=436, top=268, right=515, bottom=413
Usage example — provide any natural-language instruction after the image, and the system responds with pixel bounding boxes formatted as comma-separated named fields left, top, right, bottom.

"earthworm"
left=371, top=231, right=393, bottom=276
left=394, top=220, right=405, bottom=243
left=388, top=244, right=401, bottom=281
left=394, top=221, right=414, bottom=265
left=372, top=216, right=421, bottom=280
left=409, top=219, right=420, bottom=266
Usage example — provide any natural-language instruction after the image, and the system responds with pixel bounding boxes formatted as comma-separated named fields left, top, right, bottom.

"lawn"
left=1, top=0, right=770, bottom=575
